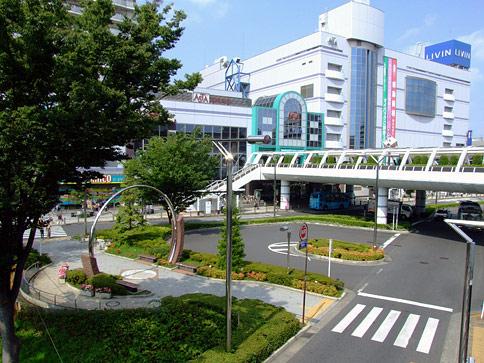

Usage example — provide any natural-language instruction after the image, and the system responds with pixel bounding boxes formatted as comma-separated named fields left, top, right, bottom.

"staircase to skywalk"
left=204, top=163, right=262, bottom=193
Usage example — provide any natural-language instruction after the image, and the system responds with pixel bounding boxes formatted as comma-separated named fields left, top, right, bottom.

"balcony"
left=442, top=129, right=454, bottom=138
left=325, top=93, right=344, bottom=104
left=324, top=116, right=344, bottom=126
left=325, top=69, right=345, bottom=81
left=443, top=111, right=455, bottom=120
left=443, top=93, right=455, bottom=102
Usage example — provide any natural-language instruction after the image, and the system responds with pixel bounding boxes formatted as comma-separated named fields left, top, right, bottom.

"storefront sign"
left=90, top=175, right=125, bottom=184
left=425, top=40, right=471, bottom=69
left=192, top=92, right=210, bottom=104
left=382, top=56, right=397, bottom=146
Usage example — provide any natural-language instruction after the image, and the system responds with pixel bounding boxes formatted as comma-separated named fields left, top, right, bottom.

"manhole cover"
left=121, top=269, right=157, bottom=280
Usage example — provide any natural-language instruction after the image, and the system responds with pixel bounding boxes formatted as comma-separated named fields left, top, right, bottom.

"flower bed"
left=95, top=287, right=112, bottom=299
left=80, top=284, right=94, bottom=297
left=306, top=238, right=384, bottom=261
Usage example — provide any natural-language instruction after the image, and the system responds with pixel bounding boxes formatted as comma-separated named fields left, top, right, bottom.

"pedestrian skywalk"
left=331, top=303, right=440, bottom=354
left=23, top=225, right=68, bottom=239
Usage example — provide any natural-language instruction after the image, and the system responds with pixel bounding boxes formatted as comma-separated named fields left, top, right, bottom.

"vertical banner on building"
left=466, top=130, right=473, bottom=146
left=382, top=57, right=397, bottom=145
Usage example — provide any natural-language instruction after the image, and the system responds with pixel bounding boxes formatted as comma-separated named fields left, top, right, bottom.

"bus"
left=309, top=191, right=351, bottom=210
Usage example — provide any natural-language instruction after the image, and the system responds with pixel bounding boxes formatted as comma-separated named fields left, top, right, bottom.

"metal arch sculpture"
left=88, top=184, right=178, bottom=263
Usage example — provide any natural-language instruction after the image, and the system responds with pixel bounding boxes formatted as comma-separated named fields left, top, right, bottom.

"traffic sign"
left=299, top=240, right=307, bottom=249
left=299, top=223, right=308, bottom=241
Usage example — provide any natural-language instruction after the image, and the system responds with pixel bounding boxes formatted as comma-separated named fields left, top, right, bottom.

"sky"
left=143, top=0, right=484, bottom=138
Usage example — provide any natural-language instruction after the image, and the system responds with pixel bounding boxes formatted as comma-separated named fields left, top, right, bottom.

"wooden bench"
left=176, top=263, right=197, bottom=274
left=116, top=280, right=138, bottom=293
left=138, top=254, right=157, bottom=263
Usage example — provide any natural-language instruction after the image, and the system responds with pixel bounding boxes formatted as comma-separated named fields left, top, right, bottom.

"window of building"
left=327, top=86, right=342, bottom=95
left=443, top=124, right=452, bottom=130
left=326, top=133, right=340, bottom=142
left=445, top=88, right=454, bottom=95
left=405, top=77, right=436, bottom=117
left=307, top=113, right=323, bottom=148
left=444, top=106, right=453, bottom=113
left=300, top=84, right=314, bottom=99
left=443, top=142, right=451, bottom=147
left=283, top=98, right=303, bottom=140
left=327, top=110, right=341, bottom=118
left=456, top=143, right=465, bottom=147
left=328, top=63, right=342, bottom=72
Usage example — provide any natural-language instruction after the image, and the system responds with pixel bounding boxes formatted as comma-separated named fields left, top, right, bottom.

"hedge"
left=307, top=238, right=384, bottom=261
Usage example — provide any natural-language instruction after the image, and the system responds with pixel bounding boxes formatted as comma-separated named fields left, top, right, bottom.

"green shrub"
left=438, top=155, right=449, bottom=165
left=266, top=272, right=293, bottom=287
left=25, top=249, right=52, bottom=268
left=471, top=154, right=483, bottom=166
left=66, top=269, right=87, bottom=286
left=88, top=273, right=128, bottom=296
left=197, top=266, right=226, bottom=279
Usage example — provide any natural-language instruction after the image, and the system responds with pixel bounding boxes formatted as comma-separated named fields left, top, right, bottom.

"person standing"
left=38, top=218, right=45, bottom=239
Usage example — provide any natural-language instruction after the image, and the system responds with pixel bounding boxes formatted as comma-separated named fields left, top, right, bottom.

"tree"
left=217, top=207, right=245, bottom=271
left=0, top=1, right=200, bottom=361
left=115, top=189, right=146, bottom=232
left=123, top=131, right=219, bottom=217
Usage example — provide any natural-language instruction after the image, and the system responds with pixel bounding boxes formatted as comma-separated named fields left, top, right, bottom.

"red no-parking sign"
left=299, top=223, right=308, bottom=241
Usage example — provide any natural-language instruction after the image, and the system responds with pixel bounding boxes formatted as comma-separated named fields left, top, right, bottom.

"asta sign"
left=192, top=92, right=210, bottom=104
left=425, top=40, right=471, bottom=69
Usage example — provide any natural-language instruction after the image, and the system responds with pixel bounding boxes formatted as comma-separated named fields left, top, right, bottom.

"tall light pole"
left=444, top=219, right=483, bottom=363
left=280, top=225, right=291, bottom=271
left=273, top=159, right=277, bottom=218
left=213, top=135, right=271, bottom=352
left=369, top=154, right=385, bottom=248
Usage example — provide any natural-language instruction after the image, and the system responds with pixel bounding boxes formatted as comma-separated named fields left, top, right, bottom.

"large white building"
left=195, top=0, right=471, bottom=150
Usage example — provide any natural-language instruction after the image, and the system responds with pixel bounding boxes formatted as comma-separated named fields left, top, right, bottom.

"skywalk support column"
left=376, top=187, right=388, bottom=225
left=415, top=190, right=426, bottom=217
left=280, top=180, right=290, bottom=210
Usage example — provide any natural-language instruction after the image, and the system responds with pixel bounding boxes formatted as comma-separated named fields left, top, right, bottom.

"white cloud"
left=397, top=14, right=436, bottom=43
left=469, top=67, right=484, bottom=83
left=458, top=29, right=484, bottom=61
left=188, top=0, right=216, bottom=6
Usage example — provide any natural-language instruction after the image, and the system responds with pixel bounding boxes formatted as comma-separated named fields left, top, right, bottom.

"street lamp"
left=280, top=225, right=291, bottom=271
left=212, top=134, right=271, bottom=352
left=444, top=219, right=483, bottom=363
left=273, top=157, right=277, bottom=218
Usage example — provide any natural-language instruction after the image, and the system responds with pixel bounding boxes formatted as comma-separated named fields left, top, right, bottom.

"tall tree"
left=217, top=207, right=245, bottom=270
left=123, top=131, right=219, bottom=217
left=0, top=1, right=200, bottom=361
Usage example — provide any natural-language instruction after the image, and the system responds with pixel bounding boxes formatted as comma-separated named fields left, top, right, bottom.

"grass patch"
left=10, top=294, right=300, bottom=363
left=308, top=238, right=384, bottom=261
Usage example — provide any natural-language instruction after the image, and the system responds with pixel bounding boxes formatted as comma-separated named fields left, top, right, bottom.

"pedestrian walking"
left=46, top=221, right=52, bottom=239
left=38, top=218, right=45, bottom=239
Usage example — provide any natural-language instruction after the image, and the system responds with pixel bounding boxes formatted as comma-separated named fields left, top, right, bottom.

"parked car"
left=457, top=204, right=482, bottom=221
left=434, top=209, right=450, bottom=220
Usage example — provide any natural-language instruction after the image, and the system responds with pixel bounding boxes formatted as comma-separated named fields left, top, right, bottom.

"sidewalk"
left=28, top=251, right=334, bottom=319
left=471, top=312, right=484, bottom=361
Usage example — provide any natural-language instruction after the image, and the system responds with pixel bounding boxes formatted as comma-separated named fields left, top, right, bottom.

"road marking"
left=416, top=318, right=439, bottom=354
left=351, top=307, right=383, bottom=338
left=268, top=242, right=303, bottom=257
left=357, top=282, right=368, bottom=293
left=331, top=304, right=366, bottom=333
left=371, top=310, right=401, bottom=342
left=382, top=233, right=400, bottom=249
left=376, top=268, right=383, bottom=274
left=357, top=291, right=453, bottom=312
left=394, top=314, right=420, bottom=348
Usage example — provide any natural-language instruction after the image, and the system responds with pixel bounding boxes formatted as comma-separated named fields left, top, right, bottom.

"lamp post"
left=444, top=219, right=483, bottom=363
left=280, top=225, right=291, bottom=271
left=273, top=160, right=277, bottom=218
left=213, top=135, right=271, bottom=352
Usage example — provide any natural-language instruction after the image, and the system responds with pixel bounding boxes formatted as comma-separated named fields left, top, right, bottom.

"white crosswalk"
left=23, top=226, right=67, bottom=239
left=331, top=304, right=440, bottom=354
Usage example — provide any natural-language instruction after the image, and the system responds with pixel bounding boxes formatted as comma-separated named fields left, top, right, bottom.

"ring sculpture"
left=87, top=185, right=178, bottom=263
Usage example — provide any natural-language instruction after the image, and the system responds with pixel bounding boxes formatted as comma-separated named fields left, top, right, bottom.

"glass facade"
left=255, top=108, right=277, bottom=145
left=283, top=98, right=303, bottom=140
left=405, top=77, right=436, bottom=117
left=349, top=47, right=377, bottom=149
left=176, top=123, right=247, bottom=179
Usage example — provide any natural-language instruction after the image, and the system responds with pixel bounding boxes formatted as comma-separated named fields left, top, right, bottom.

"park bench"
left=176, top=262, right=197, bottom=274
left=138, top=254, right=157, bottom=264
left=116, top=280, right=138, bottom=293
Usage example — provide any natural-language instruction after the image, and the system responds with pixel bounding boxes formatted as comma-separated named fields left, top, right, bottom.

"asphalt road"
left=59, top=216, right=483, bottom=362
